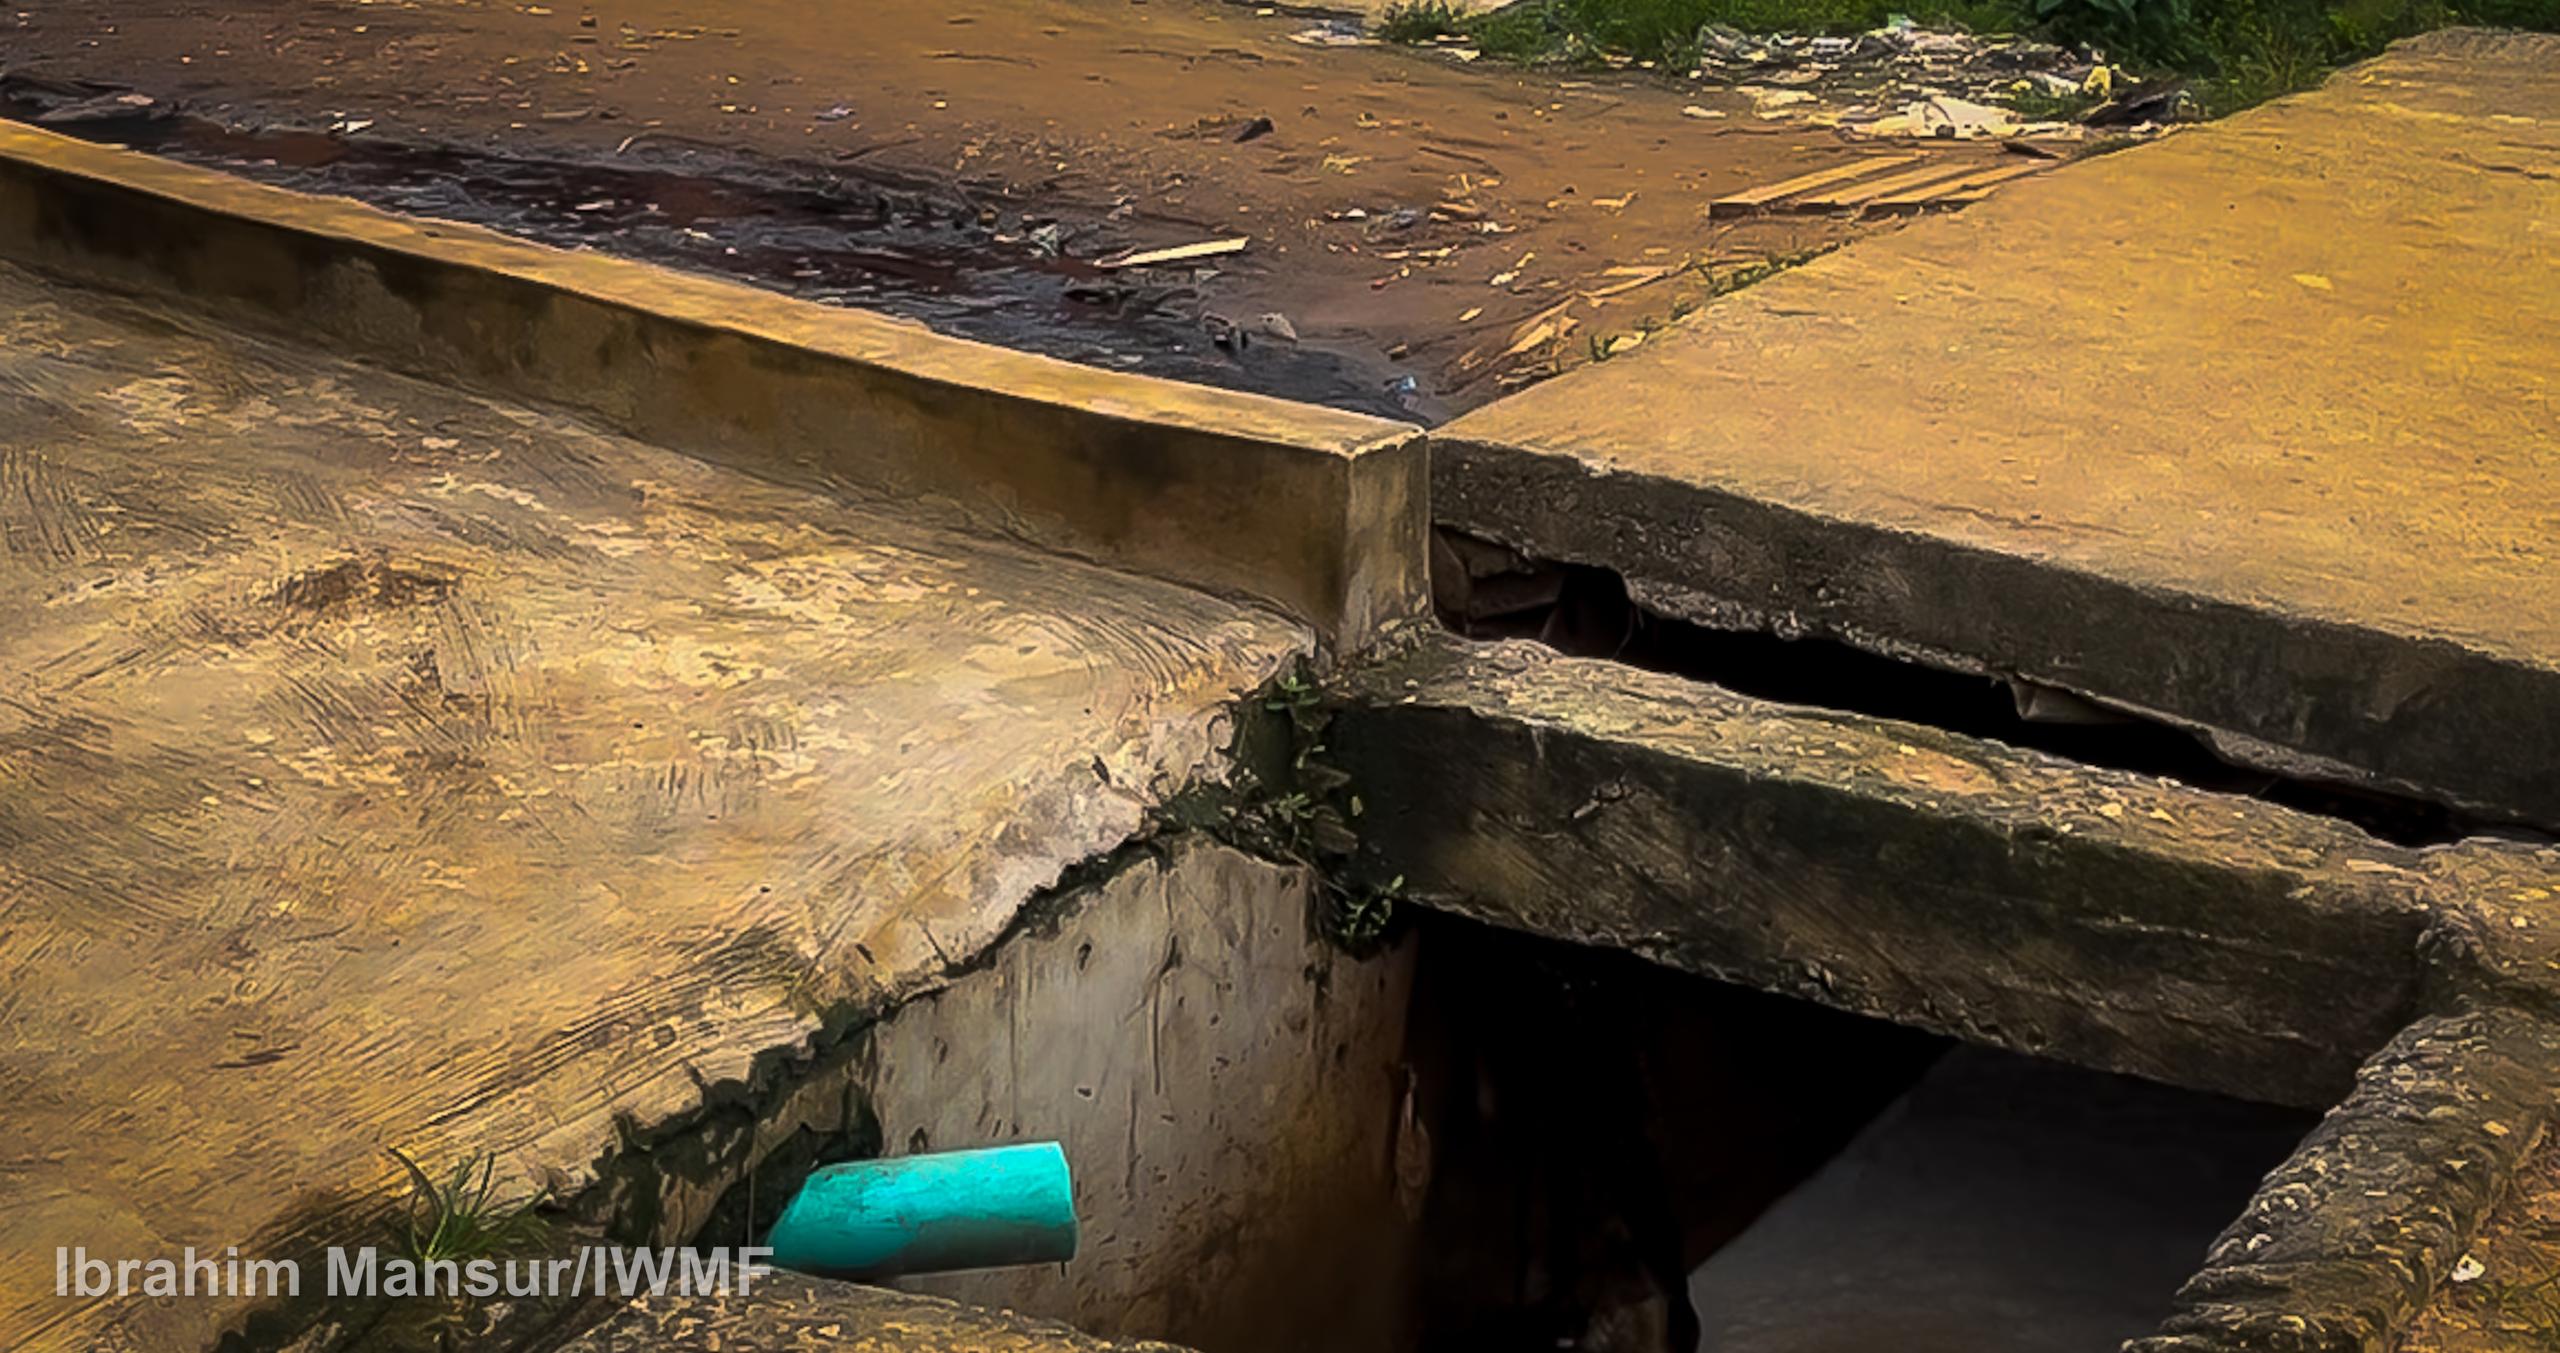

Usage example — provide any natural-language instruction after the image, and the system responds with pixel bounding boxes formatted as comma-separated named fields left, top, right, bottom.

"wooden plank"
left=1709, top=155, right=1919, bottom=216
left=1096, top=235, right=1251, bottom=269
left=1867, top=161, right=2054, bottom=211
left=1798, top=159, right=1994, bottom=210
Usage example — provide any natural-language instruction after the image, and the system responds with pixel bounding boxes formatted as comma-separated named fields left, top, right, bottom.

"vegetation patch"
left=1382, top=0, right=2559, bottom=112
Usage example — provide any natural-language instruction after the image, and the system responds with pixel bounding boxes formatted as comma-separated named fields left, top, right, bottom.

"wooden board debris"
left=1096, top=236, right=1251, bottom=269
left=1866, top=162, right=2053, bottom=211
left=1797, top=161, right=1999, bottom=210
left=1708, top=156, right=1918, bottom=217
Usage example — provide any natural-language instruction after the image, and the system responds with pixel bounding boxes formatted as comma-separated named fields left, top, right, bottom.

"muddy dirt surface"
left=0, top=0, right=2018, bottom=419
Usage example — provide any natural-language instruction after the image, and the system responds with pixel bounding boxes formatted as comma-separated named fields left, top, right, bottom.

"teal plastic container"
left=764, top=1142, right=1078, bottom=1280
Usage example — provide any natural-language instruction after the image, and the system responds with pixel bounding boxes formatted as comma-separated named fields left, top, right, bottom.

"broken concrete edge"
left=557, top=1271, right=1195, bottom=1352
left=1326, top=630, right=2560, bottom=1353
left=195, top=838, right=1262, bottom=1353
left=1430, top=434, right=2560, bottom=827
left=0, top=120, right=1428, bottom=653
left=2127, top=1002, right=2560, bottom=1353
left=186, top=661, right=1338, bottom=1353
left=1330, top=630, right=2452, bottom=1108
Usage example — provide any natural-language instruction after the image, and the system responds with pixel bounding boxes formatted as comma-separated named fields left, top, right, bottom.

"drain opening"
left=1403, top=916, right=2314, bottom=1353
left=1434, top=529, right=2509, bottom=848
left=659, top=904, right=2316, bottom=1353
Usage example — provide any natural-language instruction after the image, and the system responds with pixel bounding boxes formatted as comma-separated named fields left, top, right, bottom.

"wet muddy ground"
left=0, top=0, right=2021, bottom=419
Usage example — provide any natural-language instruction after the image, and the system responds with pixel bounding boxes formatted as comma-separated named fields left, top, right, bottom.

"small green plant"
left=388, top=1149, right=550, bottom=1265
left=1377, top=0, right=1469, bottom=42
left=1998, top=79, right=2109, bottom=120
left=1325, top=875, right=1406, bottom=954
left=1226, top=665, right=1401, bottom=956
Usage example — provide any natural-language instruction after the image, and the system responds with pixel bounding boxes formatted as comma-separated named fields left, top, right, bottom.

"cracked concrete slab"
left=1435, top=30, right=2560, bottom=824
left=0, top=259, right=1305, bottom=1352
left=1334, top=634, right=2447, bottom=1107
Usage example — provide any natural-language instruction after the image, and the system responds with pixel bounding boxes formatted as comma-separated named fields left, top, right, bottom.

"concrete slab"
left=0, top=260, right=1304, bottom=1351
left=1335, top=634, right=2439, bottom=1108
left=0, top=119, right=1427, bottom=650
left=1436, top=31, right=2560, bottom=824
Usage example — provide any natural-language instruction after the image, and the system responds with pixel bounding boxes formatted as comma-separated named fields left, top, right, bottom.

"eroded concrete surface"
left=1438, top=31, right=2560, bottom=823
left=2402, top=1129, right=2560, bottom=1351
left=0, top=258, right=1306, bottom=1351
left=871, top=841, right=1422, bottom=1353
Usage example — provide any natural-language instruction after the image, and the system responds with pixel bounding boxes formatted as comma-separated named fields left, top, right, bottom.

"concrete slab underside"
left=0, top=261, right=1305, bottom=1351
left=1438, top=30, right=2560, bottom=823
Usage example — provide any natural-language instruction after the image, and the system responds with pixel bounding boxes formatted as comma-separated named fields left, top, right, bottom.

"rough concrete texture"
left=0, top=120, right=1428, bottom=649
left=871, top=839, right=1422, bottom=1353
left=1335, top=633, right=2439, bottom=1108
left=2131, top=1005, right=2560, bottom=1353
left=1435, top=30, right=2560, bottom=823
left=2399, top=1130, right=2560, bottom=1352
left=0, top=258, right=1307, bottom=1352
left=557, top=1272, right=1191, bottom=1352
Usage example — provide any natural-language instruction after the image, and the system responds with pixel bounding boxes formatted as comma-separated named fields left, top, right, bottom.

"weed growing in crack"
left=388, top=1149, right=551, bottom=1266
left=1220, top=666, right=1403, bottom=955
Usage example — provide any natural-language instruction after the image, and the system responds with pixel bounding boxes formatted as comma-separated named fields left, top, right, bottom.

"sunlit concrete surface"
left=1439, top=31, right=2560, bottom=823
left=0, top=259, right=1304, bottom=1351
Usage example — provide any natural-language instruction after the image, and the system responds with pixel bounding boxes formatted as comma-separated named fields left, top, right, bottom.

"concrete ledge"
left=1333, top=634, right=2439, bottom=1108
left=2129, top=1005, right=2560, bottom=1353
left=0, top=119, right=1426, bottom=649
left=1430, top=442, right=2560, bottom=825
left=558, top=1273, right=1193, bottom=1351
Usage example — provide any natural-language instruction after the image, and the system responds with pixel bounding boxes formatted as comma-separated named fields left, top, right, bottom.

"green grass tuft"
left=388, top=1149, right=551, bottom=1265
left=1377, top=0, right=1471, bottom=43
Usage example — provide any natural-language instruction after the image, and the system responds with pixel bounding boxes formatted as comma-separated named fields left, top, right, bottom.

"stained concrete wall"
left=865, top=839, right=1424, bottom=1353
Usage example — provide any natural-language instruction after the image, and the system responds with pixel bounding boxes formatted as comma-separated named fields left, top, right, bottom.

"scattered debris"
left=31, top=90, right=160, bottom=125
left=1581, top=264, right=1682, bottom=301
left=1289, top=20, right=1369, bottom=48
left=1095, top=236, right=1251, bottom=270
left=1683, top=17, right=2182, bottom=141
left=1202, top=312, right=1249, bottom=351
left=2087, top=82, right=2196, bottom=127
left=1741, top=86, right=1818, bottom=118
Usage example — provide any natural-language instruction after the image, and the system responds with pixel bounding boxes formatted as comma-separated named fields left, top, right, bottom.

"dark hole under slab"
left=1401, top=916, right=2316, bottom=1353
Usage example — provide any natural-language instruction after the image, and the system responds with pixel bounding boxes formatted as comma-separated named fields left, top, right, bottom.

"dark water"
left=0, top=80, right=1426, bottom=420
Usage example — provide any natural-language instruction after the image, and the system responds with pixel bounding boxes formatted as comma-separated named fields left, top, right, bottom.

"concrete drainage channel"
left=9, top=36, right=2560, bottom=1353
